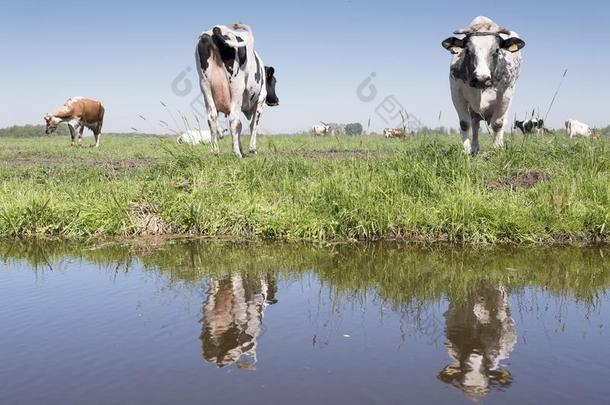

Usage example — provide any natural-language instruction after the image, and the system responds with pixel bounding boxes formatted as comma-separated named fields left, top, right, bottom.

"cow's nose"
left=476, top=75, right=492, bottom=87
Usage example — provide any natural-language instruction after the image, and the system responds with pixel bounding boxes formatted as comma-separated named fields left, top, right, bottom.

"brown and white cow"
left=44, top=97, right=105, bottom=147
left=196, top=23, right=279, bottom=158
left=384, top=128, right=406, bottom=138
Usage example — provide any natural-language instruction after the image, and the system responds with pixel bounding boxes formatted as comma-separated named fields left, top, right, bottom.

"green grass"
left=0, top=131, right=609, bottom=243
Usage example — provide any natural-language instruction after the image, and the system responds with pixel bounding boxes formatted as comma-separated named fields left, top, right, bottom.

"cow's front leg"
left=67, top=122, right=79, bottom=147
left=249, top=102, right=265, bottom=154
left=78, top=125, right=85, bottom=146
left=470, top=116, right=481, bottom=155
left=451, top=91, right=472, bottom=154
left=492, top=119, right=506, bottom=149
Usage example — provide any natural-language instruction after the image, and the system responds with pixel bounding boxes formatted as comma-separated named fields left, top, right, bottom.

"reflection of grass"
left=0, top=133, right=608, bottom=243
left=2, top=240, right=609, bottom=305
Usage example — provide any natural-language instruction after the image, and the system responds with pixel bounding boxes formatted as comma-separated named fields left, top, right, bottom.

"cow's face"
left=44, top=114, right=61, bottom=134
left=442, top=34, right=525, bottom=89
left=265, top=66, right=279, bottom=107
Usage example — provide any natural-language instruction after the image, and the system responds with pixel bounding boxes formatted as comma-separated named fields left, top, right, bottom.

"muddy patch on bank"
left=488, top=171, right=551, bottom=191
left=0, top=154, right=163, bottom=172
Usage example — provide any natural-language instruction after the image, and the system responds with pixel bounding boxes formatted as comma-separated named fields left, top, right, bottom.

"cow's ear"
left=442, top=37, right=464, bottom=54
left=502, top=37, right=525, bottom=53
left=265, top=66, right=275, bottom=78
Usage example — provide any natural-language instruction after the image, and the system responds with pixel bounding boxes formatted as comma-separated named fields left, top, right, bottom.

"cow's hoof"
left=249, top=149, right=257, bottom=155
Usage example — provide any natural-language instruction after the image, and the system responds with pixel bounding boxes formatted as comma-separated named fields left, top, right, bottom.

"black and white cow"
left=442, top=17, right=526, bottom=154
left=196, top=23, right=279, bottom=158
left=515, top=118, right=544, bottom=135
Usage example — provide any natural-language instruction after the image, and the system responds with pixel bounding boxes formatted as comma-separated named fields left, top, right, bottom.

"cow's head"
left=442, top=31, right=525, bottom=89
left=43, top=114, right=62, bottom=135
left=265, top=66, right=279, bottom=107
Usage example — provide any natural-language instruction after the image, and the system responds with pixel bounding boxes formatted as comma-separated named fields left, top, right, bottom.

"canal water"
left=1, top=241, right=609, bottom=404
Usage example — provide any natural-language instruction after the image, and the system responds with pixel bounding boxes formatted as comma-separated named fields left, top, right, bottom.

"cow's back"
left=69, top=98, right=103, bottom=124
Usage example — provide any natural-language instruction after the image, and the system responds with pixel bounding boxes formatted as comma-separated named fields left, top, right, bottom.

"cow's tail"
left=214, top=23, right=254, bottom=48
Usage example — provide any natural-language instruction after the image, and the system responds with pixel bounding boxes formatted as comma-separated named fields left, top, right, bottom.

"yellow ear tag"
left=450, top=47, right=462, bottom=54
left=508, top=44, right=520, bottom=52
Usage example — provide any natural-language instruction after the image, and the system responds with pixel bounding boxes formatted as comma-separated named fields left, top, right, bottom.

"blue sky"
left=0, top=0, right=608, bottom=133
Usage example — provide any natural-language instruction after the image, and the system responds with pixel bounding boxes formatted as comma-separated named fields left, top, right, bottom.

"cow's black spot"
left=460, top=120, right=470, bottom=131
left=197, top=34, right=214, bottom=72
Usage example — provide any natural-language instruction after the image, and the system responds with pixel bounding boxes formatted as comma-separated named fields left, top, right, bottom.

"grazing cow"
left=177, top=130, right=212, bottom=145
left=311, top=123, right=330, bottom=136
left=196, top=23, right=279, bottom=158
left=565, top=119, right=592, bottom=138
left=383, top=128, right=406, bottom=138
left=514, top=118, right=544, bottom=135
left=442, top=16, right=526, bottom=154
left=44, top=97, right=105, bottom=147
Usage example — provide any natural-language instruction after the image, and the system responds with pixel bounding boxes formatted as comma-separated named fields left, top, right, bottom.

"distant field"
left=0, top=131, right=608, bottom=243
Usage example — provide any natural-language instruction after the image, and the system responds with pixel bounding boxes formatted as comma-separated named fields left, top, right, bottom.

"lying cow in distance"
left=384, top=128, right=406, bottom=138
left=311, top=123, right=330, bottom=136
left=565, top=119, right=592, bottom=138
left=196, top=23, right=279, bottom=158
left=442, top=16, right=526, bottom=154
left=177, top=130, right=212, bottom=145
left=44, top=97, right=105, bottom=147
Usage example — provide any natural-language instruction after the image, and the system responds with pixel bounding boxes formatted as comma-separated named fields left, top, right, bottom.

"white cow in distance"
left=565, top=119, right=592, bottom=138
left=311, top=124, right=330, bottom=136
left=177, top=130, right=212, bottom=145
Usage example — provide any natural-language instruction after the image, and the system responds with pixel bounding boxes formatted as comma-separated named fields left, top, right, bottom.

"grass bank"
left=0, top=132, right=608, bottom=243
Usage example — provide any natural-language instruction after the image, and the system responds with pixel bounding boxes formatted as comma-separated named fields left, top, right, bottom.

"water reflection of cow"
left=200, top=274, right=278, bottom=369
left=438, top=285, right=517, bottom=401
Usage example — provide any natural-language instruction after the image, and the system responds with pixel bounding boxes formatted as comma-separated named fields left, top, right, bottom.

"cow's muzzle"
left=470, top=76, right=493, bottom=89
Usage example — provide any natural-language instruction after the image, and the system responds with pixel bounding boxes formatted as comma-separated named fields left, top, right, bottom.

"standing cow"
left=44, top=97, right=105, bottom=147
left=442, top=17, right=526, bottom=154
left=311, top=123, right=330, bottom=136
left=514, top=118, right=544, bottom=135
left=196, top=23, right=279, bottom=158
left=384, top=128, right=406, bottom=138
left=565, top=119, right=592, bottom=138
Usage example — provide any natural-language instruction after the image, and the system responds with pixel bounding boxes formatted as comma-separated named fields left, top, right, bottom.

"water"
left=1, top=241, right=609, bottom=404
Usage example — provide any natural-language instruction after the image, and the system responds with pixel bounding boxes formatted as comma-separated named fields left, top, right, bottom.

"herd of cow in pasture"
left=42, top=17, right=598, bottom=154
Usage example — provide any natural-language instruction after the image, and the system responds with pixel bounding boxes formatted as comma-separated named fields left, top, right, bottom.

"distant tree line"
left=0, top=125, right=68, bottom=138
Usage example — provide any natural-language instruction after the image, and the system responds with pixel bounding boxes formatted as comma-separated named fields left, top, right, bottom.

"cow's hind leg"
left=93, top=118, right=104, bottom=148
left=199, top=80, right=223, bottom=155
left=228, top=109, right=243, bottom=158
